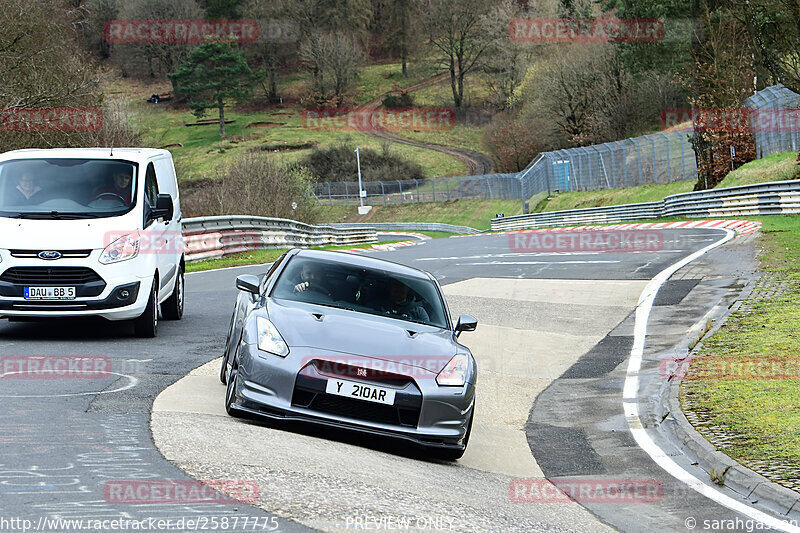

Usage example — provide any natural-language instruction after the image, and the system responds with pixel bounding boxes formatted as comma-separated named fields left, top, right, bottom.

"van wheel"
left=161, top=268, right=184, bottom=320
left=133, top=279, right=158, bottom=338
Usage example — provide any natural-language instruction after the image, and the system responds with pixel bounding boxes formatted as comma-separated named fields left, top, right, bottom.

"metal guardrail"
left=182, top=216, right=378, bottom=262
left=331, top=222, right=481, bottom=234
left=490, top=202, right=664, bottom=231
left=491, top=179, right=800, bottom=231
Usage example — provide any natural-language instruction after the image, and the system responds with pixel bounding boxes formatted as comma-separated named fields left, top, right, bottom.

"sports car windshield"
left=0, top=158, right=138, bottom=219
left=271, top=256, right=448, bottom=329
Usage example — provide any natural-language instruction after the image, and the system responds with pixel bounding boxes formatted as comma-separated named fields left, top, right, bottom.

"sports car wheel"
left=220, top=313, right=236, bottom=384
left=225, top=357, right=242, bottom=418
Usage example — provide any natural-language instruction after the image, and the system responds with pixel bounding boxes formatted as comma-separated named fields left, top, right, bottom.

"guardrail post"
left=397, top=180, right=403, bottom=203
left=327, top=182, right=333, bottom=205
left=380, top=181, right=386, bottom=204
left=344, top=182, right=349, bottom=203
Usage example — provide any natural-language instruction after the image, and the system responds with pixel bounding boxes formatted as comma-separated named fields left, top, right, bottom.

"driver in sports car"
left=93, top=170, right=133, bottom=204
left=383, top=278, right=430, bottom=323
left=293, top=261, right=332, bottom=296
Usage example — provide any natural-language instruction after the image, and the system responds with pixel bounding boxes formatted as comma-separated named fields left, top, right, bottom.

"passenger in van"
left=93, top=170, right=133, bottom=205
left=9, top=173, right=43, bottom=205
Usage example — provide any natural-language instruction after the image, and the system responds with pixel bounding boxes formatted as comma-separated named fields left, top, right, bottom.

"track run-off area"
left=2, top=223, right=795, bottom=533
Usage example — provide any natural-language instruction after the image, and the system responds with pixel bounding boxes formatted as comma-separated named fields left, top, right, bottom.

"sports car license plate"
left=24, top=286, right=76, bottom=300
left=326, top=378, right=396, bottom=405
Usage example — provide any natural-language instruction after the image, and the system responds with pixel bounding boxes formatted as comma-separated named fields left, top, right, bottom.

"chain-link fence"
left=518, top=131, right=697, bottom=206
left=313, top=173, right=521, bottom=205
left=743, top=84, right=800, bottom=158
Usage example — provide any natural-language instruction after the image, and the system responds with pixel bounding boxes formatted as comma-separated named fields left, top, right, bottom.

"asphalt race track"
left=0, top=229, right=782, bottom=532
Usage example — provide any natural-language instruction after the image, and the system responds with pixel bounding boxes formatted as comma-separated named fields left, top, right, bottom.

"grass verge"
left=716, top=152, right=798, bottom=188
left=680, top=215, right=800, bottom=480
left=185, top=239, right=415, bottom=273
left=314, top=198, right=522, bottom=231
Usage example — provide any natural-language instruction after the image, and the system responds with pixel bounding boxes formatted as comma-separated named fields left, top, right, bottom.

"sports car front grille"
left=291, top=389, right=421, bottom=428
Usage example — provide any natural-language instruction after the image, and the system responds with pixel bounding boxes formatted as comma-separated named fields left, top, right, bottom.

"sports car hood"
left=266, top=298, right=458, bottom=373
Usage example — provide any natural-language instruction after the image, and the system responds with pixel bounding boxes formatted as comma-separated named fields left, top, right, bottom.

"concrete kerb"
left=655, top=232, right=800, bottom=523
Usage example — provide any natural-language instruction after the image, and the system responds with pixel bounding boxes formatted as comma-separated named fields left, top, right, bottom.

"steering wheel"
left=93, top=192, right=126, bottom=203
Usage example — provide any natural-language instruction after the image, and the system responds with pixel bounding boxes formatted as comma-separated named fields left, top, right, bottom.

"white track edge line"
left=623, top=228, right=800, bottom=532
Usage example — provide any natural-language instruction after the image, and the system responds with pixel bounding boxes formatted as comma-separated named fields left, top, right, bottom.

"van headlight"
left=257, top=317, right=289, bottom=357
left=436, top=353, right=470, bottom=387
left=100, top=233, right=140, bottom=264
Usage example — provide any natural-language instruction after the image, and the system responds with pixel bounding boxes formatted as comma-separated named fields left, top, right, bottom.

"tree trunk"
left=218, top=98, right=226, bottom=137
left=449, top=54, right=461, bottom=109
left=268, top=59, right=278, bottom=102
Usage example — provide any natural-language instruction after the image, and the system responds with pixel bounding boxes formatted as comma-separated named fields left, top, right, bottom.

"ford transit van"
left=0, top=148, right=185, bottom=337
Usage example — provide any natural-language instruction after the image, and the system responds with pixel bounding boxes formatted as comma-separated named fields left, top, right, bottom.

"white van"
left=0, top=148, right=184, bottom=337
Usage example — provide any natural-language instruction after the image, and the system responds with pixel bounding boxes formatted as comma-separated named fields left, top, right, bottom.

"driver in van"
left=10, top=173, right=43, bottom=204
left=93, top=170, right=133, bottom=204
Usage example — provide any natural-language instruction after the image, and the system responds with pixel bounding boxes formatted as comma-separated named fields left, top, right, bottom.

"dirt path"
left=356, top=73, right=494, bottom=175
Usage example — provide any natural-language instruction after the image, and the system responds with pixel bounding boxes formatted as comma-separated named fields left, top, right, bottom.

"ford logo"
left=38, top=250, right=62, bottom=260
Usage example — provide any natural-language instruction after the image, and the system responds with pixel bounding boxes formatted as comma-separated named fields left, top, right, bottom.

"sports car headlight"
left=436, top=353, right=469, bottom=387
left=100, top=233, right=140, bottom=264
left=256, top=317, right=289, bottom=357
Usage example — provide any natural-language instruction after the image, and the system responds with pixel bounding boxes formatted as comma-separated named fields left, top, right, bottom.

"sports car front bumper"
left=231, top=344, right=475, bottom=449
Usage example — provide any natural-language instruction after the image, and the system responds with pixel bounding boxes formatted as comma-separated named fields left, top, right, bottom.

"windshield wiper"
left=13, top=211, right=97, bottom=220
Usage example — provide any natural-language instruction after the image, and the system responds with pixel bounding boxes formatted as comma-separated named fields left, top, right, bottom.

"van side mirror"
left=454, top=314, right=477, bottom=337
left=151, top=194, right=173, bottom=221
left=236, top=274, right=261, bottom=295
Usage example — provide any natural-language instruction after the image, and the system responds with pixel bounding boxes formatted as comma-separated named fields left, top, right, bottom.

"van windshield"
left=0, top=158, right=138, bottom=219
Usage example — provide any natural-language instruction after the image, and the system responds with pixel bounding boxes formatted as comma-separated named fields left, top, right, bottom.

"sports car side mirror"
left=235, top=274, right=261, bottom=295
left=454, top=314, right=477, bottom=337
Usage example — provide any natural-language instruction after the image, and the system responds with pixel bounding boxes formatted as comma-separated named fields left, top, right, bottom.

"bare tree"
left=300, top=32, right=364, bottom=104
left=428, top=0, right=497, bottom=109
left=114, top=0, right=204, bottom=90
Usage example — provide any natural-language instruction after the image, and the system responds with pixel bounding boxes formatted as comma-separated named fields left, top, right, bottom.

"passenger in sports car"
left=382, top=278, right=430, bottom=323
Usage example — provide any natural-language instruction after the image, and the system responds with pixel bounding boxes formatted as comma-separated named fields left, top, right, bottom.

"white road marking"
left=0, top=371, right=138, bottom=398
left=456, top=260, right=621, bottom=266
left=623, top=228, right=800, bottom=533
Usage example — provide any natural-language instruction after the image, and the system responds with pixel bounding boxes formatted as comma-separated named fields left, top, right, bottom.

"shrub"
left=381, top=91, right=414, bottom=108
left=181, top=154, right=317, bottom=221
left=296, top=140, right=425, bottom=183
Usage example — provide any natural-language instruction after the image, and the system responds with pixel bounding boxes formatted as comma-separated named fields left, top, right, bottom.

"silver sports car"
left=220, top=249, right=478, bottom=460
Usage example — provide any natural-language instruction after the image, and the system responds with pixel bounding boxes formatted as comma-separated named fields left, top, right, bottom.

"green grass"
left=186, top=239, right=413, bottom=273
left=398, top=123, right=486, bottom=154
left=716, top=152, right=798, bottom=188
left=134, top=103, right=465, bottom=178
left=355, top=60, right=440, bottom=104
left=533, top=180, right=696, bottom=212
left=681, top=215, right=800, bottom=476
left=314, top=198, right=522, bottom=231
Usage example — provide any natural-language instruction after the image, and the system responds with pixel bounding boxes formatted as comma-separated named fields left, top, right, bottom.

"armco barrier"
left=491, top=179, right=800, bottom=231
left=331, top=222, right=481, bottom=234
left=182, top=216, right=377, bottom=262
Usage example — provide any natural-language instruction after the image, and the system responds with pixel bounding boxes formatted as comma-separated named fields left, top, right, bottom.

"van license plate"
left=24, top=287, right=76, bottom=300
